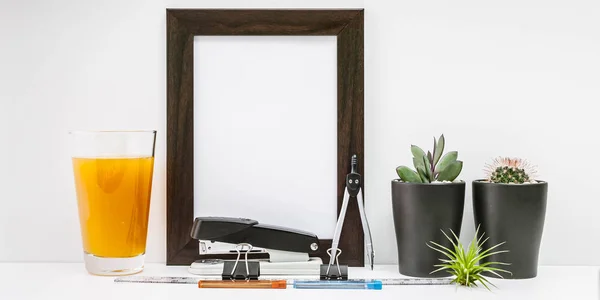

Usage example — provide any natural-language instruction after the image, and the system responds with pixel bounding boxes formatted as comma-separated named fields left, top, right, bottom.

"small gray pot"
left=472, top=180, right=548, bottom=279
left=391, top=180, right=465, bottom=277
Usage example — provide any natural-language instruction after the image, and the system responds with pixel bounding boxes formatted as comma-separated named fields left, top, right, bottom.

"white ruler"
left=114, top=276, right=454, bottom=286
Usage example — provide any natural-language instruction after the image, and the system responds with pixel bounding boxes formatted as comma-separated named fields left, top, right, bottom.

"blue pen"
left=293, top=280, right=383, bottom=290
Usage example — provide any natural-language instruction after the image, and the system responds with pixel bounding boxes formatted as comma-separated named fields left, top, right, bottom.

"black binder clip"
left=320, top=248, right=348, bottom=280
left=221, top=243, right=260, bottom=280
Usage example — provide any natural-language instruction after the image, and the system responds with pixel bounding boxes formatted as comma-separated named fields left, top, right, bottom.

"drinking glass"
left=69, top=130, right=156, bottom=275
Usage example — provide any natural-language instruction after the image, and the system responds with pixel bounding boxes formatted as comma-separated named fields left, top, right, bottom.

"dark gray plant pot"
left=472, top=180, right=548, bottom=279
left=391, top=180, right=465, bottom=277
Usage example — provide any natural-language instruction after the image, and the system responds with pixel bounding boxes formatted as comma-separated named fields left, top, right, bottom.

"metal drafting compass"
left=323, top=154, right=374, bottom=279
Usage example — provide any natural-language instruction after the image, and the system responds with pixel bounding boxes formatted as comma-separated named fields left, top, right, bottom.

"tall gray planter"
left=391, top=180, right=465, bottom=277
left=472, top=180, right=548, bottom=279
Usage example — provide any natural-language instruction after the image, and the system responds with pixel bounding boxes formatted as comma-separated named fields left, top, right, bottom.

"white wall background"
left=1, top=0, right=599, bottom=266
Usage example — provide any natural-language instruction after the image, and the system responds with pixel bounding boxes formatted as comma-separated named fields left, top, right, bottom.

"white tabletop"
left=1, top=263, right=598, bottom=299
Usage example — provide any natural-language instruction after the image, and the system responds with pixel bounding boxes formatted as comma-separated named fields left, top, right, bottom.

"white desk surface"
left=1, top=263, right=598, bottom=300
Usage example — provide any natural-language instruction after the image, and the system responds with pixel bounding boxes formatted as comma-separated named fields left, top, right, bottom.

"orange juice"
left=72, top=156, right=154, bottom=258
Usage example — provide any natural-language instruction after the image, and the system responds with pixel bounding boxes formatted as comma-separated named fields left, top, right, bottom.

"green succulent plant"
left=484, top=157, right=538, bottom=184
left=396, top=134, right=463, bottom=183
left=427, top=226, right=511, bottom=291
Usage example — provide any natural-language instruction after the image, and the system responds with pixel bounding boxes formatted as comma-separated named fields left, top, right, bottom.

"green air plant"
left=484, top=157, right=538, bottom=184
left=396, top=134, right=463, bottom=183
left=426, top=226, right=511, bottom=290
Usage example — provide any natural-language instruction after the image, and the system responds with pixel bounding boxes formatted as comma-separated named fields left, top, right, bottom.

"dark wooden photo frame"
left=166, top=9, right=364, bottom=266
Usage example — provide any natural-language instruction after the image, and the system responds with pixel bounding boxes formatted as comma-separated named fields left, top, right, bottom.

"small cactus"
left=484, top=157, right=538, bottom=184
left=396, top=134, right=463, bottom=183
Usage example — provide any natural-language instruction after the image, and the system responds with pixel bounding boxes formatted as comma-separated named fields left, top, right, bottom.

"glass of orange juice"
left=69, top=130, right=156, bottom=276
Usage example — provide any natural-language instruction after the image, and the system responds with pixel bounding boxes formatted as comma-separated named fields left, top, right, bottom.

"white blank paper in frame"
left=193, top=36, right=338, bottom=239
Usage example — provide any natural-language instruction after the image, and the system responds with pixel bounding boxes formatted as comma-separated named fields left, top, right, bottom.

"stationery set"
left=183, top=155, right=381, bottom=290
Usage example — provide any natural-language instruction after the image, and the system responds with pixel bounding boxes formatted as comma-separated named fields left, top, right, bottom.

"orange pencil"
left=198, top=280, right=287, bottom=289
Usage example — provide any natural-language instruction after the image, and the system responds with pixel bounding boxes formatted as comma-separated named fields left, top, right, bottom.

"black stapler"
left=188, top=216, right=324, bottom=278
